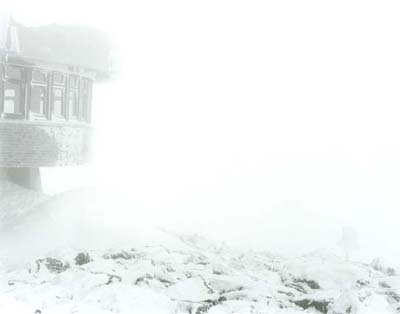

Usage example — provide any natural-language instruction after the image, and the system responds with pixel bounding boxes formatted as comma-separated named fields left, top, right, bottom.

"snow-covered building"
left=0, top=14, right=112, bottom=190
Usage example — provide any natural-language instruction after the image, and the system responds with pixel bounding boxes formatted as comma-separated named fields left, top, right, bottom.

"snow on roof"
left=0, top=14, right=113, bottom=79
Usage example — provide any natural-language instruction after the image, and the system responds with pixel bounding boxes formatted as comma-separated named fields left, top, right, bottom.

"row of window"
left=0, top=64, right=93, bottom=122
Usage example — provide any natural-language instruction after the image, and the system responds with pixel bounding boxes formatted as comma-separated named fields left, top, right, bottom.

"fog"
left=7, top=1, right=400, bottom=262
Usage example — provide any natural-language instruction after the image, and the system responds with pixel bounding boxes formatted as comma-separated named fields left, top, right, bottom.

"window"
left=4, top=82, right=23, bottom=113
left=31, top=86, right=46, bottom=115
left=51, top=72, right=66, bottom=118
left=2, top=66, right=25, bottom=116
left=68, top=75, right=79, bottom=119
left=30, top=70, right=48, bottom=116
left=0, top=64, right=2, bottom=111
left=53, top=88, right=64, bottom=116
left=32, top=70, right=46, bottom=82
left=80, top=78, right=92, bottom=122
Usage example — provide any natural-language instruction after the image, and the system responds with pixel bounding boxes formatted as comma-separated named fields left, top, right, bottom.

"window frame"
left=80, top=77, right=93, bottom=123
left=29, top=69, right=49, bottom=120
left=0, top=63, right=3, bottom=115
left=1, top=64, right=26, bottom=119
left=68, top=74, right=80, bottom=120
left=50, top=71, right=67, bottom=120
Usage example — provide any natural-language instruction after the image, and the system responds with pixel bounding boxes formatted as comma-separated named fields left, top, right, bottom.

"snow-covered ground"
left=0, top=180, right=48, bottom=225
left=1, top=235, right=400, bottom=314
left=1, top=183, right=400, bottom=314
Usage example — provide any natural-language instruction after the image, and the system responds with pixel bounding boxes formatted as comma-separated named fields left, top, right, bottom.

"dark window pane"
left=32, top=70, right=47, bottom=83
left=6, top=66, right=23, bottom=80
left=53, top=72, right=65, bottom=85
left=4, top=82, right=22, bottom=114
left=53, top=88, right=64, bottom=116
left=31, top=86, right=46, bottom=114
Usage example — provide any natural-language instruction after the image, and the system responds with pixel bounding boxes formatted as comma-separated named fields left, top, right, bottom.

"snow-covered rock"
left=0, top=237, right=399, bottom=314
left=1, top=188, right=399, bottom=313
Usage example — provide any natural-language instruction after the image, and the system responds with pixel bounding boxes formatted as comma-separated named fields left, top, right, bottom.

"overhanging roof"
left=0, top=14, right=114, bottom=79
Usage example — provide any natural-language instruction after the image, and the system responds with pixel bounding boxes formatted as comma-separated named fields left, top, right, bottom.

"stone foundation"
left=0, top=120, right=91, bottom=168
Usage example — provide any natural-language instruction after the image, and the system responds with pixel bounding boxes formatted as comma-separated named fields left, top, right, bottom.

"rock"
left=293, top=278, right=320, bottom=289
left=294, top=298, right=331, bottom=313
left=371, top=258, right=397, bottom=276
left=35, top=258, right=70, bottom=273
left=379, top=281, right=391, bottom=288
left=75, top=252, right=91, bottom=265
left=103, top=250, right=136, bottom=260
left=356, top=279, right=370, bottom=287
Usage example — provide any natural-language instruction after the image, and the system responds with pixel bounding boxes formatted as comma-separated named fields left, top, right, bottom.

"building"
left=0, top=15, right=113, bottom=190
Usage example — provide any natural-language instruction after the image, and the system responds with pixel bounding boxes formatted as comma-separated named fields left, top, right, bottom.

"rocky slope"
left=0, top=184, right=399, bottom=314
left=1, top=234, right=399, bottom=314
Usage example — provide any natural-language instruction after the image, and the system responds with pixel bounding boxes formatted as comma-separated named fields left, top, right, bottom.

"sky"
left=5, top=1, right=400, bottom=261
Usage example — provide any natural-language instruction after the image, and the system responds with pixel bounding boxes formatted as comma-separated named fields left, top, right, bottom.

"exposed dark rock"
left=379, top=281, right=391, bottom=288
left=103, top=250, right=136, bottom=260
left=294, top=298, right=331, bottom=314
left=135, top=273, right=154, bottom=285
left=286, top=282, right=307, bottom=294
left=105, top=273, right=122, bottom=285
left=293, top=278, right=320, bottom=289
left=193, top=296, right=227, bottom=314
left=386, top=291, right=400, bottom=303
left=75, top=252, right=91, bottom=265
left=277, top=290, right=295, bottom=297
left=371, top=259, right=397, bottom=276
left=356, top=279, right=370, bottom=287
left=35, top=258, right=70, bottom=273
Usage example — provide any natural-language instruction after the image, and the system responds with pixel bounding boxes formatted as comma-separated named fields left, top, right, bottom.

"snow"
left=0, top=180, right=48, bottom=226
left=1, top=237, right=400, bottom=313
left=1, top=185, right=400, bottom=313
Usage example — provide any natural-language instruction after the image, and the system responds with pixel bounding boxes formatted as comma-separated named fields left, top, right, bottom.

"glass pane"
left=69, top=75, right=79, bottom=88
left=69, top=90, right=79, bottom=117
left=4, top=82, right=22, bottom=114
left=81, top=79, right=92, bottom=101
left=53, top=100, right=63, bottom=116
left=53, top=88, right=64, bottom=116
left=5, top=89, right=15, bottom=97
left=55, top=89, right=63, bottom=98
left=32, top=70, right=47, bottom=83
left=53, top=72, right=65, bottom=85
left=80, top=79, right=91, bottom=120
left=31, top=86, right=46, bottom=114
left=6, top=66, right=23, bottom=80
left=4, top=99, right=16, bottom=113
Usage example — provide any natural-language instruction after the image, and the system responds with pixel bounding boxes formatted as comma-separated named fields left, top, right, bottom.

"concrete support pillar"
left=0, top=167, right=42, bottom=192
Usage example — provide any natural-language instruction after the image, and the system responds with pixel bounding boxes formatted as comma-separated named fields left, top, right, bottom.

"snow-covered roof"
left=0, top=14, right=113, bottom=79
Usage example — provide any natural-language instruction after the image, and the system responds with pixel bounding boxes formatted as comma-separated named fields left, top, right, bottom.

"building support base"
left=0, top=167, right=42, bottom=192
